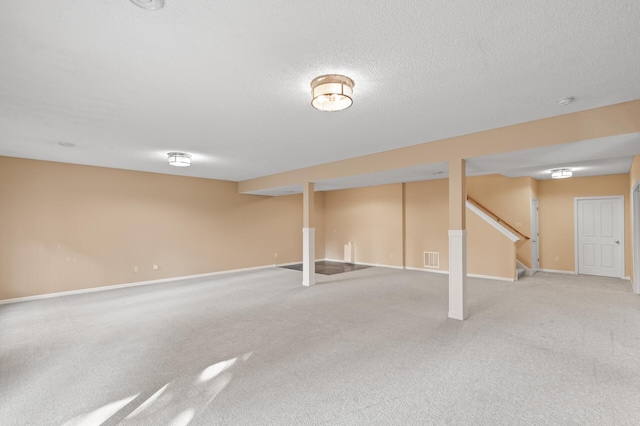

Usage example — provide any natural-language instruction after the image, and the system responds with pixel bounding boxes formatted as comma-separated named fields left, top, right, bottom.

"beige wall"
left=467, top=209, right=517, bottom=279
left=467, top=174, right=535, bottom=268
left=324, top=184, right=403, bottom=267
left=530, top=177, right=539, bottom=201
left=405, top=179, right=450, bottom=271
left=0, top=157, right=323, bottom=300
left=4, top=155, right=634, bottom=301
left=338, top=173, right=632, bottom=281
left=405, top=178, right=517, bottom=279
left=538, top=174, right=631, bottom=275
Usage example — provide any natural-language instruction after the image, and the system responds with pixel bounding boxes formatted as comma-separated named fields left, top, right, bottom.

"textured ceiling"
left=1, top=1, right=640, bottom=188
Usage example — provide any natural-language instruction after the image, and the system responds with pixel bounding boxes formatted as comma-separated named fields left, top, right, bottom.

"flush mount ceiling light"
left=310, top=74, right=355, bottom=112
left=58, top=142, right=76, bottom=148
left=130, top=0, right=164, bottom=10
left=167, top=152, right=191, bottom=167
left=558, top=97, right=575, bottom=106
left=551, top=168, right=572, bottom=179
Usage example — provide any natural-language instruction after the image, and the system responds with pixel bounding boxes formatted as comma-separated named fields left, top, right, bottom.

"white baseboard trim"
left=323, top=258, right=403, bottom=270
left=467, top=273, right=515, bottom=282
left=404, top=266, right=449, bottom=275
left=539, top=268, right=577, bottom=274
left=539, top=270, right=630, bottom=281
left=0, top=264, right=284, bottom=305
left=275, top=261, right=304, bottom=267
left=404, top=266, right=515, bottom=281
left=357, top=261, right=404, bottom=270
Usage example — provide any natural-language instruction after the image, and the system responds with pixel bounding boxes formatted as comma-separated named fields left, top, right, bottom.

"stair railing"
left=466, top=196, right=530, bottom=241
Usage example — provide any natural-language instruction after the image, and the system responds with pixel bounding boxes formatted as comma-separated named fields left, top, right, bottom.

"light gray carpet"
left=1, top=269, right=640, bottom=425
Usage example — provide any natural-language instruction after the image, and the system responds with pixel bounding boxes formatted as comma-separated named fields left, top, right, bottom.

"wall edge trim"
left=467, top=273, right=515, bottom=282
left=539, top=268, right=578, bottom=274
left=404, top=266, right=514, bottom=281
left=404, top=266, right=449, bottom=275
left=323, top=258, right=404, bottom=269
left=0, top=264, right=286, bottom=305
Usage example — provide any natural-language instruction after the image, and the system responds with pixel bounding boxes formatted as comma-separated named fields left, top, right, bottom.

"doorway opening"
left=530, top=199, right=539, bottom=274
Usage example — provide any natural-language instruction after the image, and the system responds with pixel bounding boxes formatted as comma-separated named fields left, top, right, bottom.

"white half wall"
left=448, top=230, right=468, bottom=320
left=303, top=228, right=316, bottom=286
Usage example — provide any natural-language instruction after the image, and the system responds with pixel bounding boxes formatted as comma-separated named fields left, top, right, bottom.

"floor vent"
left=424, top=251, right=440, bottom=269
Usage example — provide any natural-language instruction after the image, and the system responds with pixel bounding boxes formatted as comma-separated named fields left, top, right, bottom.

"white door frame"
left=574, top=196, right=625, bottom=278
left=530, top=198, right=539, bottom=274
left=633, top=183, right=640, bottom=293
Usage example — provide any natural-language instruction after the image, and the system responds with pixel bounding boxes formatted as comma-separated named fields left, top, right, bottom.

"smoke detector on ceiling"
left=130, top=0, right=165, bottom=11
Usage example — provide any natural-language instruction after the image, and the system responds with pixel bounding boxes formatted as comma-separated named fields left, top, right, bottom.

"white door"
left=530, top=199, right=539, bottom=274
left=576, top=197, right=623, bottom=278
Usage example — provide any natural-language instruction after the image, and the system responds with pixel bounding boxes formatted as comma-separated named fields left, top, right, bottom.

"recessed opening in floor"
left=279, top=260, right=373, bottom=275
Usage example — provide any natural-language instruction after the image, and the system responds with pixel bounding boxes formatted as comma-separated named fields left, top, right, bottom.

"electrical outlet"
left=274, top=252, right=278, bottom=258
left=390, top=253, right=394, bottom=258
left=515, top=222, right=522, bottom=228
left=555, top=257, right=560, bottom=262
left=153, top=265, right=159, bottom=270
left=134, top=266, right=139, bottom=273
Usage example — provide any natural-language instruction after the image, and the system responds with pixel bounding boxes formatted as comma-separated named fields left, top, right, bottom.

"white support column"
left=302, top=182, right=316, bottom=286
left=302, top=228, right=316, bottom=286
left=448, top=230, right=468, bottom=320
left=448, top=158, right=468, bottom=320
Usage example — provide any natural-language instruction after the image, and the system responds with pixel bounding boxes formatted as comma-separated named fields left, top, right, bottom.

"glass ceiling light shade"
left=551, top=168, right=572, bottom=179
left=130, top=0, right=164, bottom=10
left=167, top=152, right=191, bottom=167
left=311, top=74, right=355, bottom=112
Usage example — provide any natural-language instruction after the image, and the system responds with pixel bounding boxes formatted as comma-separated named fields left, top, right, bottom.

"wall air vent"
left=424, top=251, right=440, bottom=269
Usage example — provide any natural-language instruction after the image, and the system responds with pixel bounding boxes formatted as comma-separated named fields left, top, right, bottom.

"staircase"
left=516, top=261, right=528, bottom=280
left=467, top=196, right=530, bottom=242
left=467, top=196, right=532, bottom=281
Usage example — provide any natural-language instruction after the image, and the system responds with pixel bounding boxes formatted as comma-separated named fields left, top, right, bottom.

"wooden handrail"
left=467, top=196, right=530, bottom=241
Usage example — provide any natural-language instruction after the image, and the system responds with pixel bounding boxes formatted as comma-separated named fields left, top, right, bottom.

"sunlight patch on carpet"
left=62, top=393, right=140, bottom=426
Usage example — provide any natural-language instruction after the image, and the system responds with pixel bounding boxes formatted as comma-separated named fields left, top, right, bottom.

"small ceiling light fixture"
left=310, top=74, right=355, bottom=112
left=130, top=0, right=164, bottom=11
left=557, top=97, right=575, bottom=106
left=550, top=168, right=572, bottom=179
left=58, top=142, right=76, bottom=148
left=167, top=152, right=191, bottom=167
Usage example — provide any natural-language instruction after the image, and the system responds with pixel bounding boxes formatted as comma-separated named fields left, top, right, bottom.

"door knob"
left=615, top=240, right=620, bottom=244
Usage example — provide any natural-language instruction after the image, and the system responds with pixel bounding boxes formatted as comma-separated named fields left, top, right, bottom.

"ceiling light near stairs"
left=167, top=152, right=191, bottom=167
left=551, top=168, right=572, bottom=179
